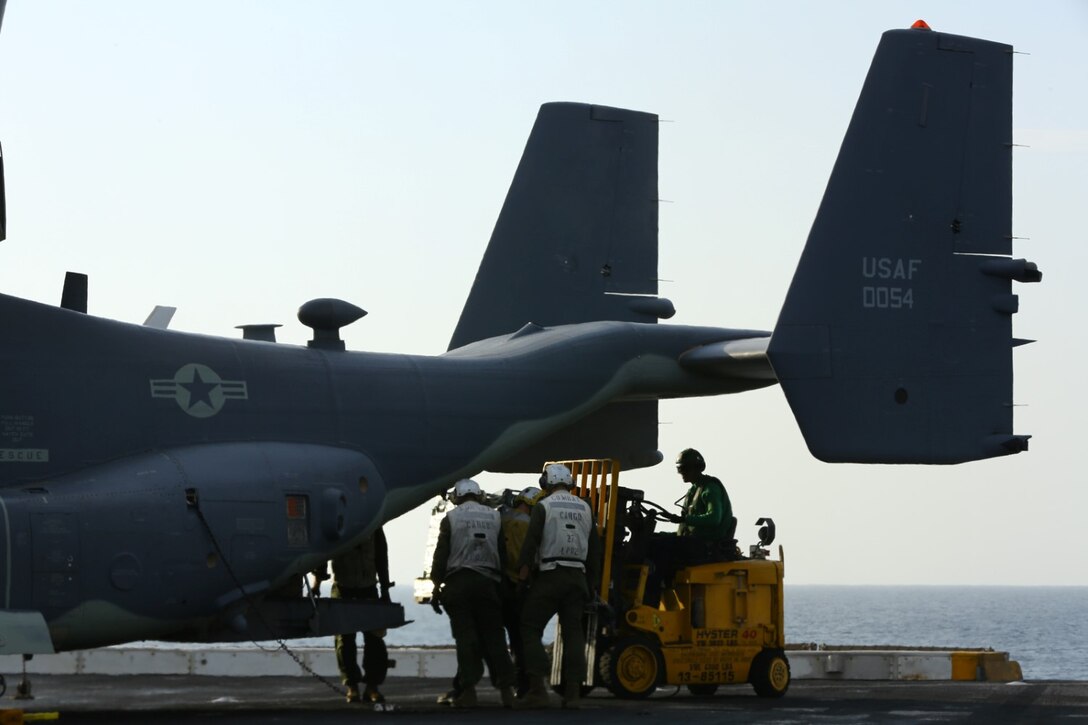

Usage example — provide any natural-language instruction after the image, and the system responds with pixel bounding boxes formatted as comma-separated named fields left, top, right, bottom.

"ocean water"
left=151, top=585, right=1087, bottom=681
left=782, top=586, right=1088, bottom=681
left=379, top=585, right=1088, bottom=681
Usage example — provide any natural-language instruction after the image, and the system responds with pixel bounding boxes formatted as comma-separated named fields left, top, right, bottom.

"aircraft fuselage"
left=0, top=292, right=770, bottom=649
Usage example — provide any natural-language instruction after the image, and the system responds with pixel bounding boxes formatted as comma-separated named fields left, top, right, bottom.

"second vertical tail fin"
left=448, top=103, right=668, bottom=351
left=768, top=25, right=1041, bottom=464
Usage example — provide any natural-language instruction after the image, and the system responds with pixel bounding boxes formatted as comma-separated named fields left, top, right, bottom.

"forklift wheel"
left=686, top=683, right=718, bottom=696
left=749, top=648, right=790, bottom=698
left=595, top=649, right=614, bottom=689
left=0, top=673, right=6, bottom=698
left=602, top=637, right=663, bottom=699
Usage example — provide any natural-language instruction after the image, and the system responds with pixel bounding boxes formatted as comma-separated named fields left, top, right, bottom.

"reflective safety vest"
left=538, top=490, right=592, bottom=572
left=446, top=500, right=502, bottom=581
left=501, top=508, right=531, bottom=582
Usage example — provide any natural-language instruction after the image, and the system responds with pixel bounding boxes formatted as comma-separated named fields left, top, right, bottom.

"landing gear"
left=14, top=654, right=34, bottom=700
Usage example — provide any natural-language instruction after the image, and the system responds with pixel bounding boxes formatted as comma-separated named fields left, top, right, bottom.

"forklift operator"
left=674, top=448, right=733, bottom=540
left=644, top=449, right=736, bottom=603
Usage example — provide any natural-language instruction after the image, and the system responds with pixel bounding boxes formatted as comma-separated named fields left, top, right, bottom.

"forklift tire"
left=595, top=650, right=613, bottom=689
left=686, top=683, right=718, bottom=696
left=0, top=673, right=6, bottom=698
left=601, top=637, right=663, bottom=699
left=749, top=648, right=790, bottom=698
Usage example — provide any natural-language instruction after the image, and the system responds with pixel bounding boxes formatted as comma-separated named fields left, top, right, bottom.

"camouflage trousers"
left=331, top=583, right=388, bottom=687
left=442, top=569, right=514, bottom=690
left=520, top=566, right=588, bottom=685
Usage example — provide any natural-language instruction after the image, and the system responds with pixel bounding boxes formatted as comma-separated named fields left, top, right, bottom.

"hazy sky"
left=1, top=1, right=1085, bottom=586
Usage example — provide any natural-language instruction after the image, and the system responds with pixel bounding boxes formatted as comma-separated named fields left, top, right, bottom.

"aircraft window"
left=206, top=552, right=218, bottom=569
left=895, top=388, right=909, bottom=405
left=358, top=476, right=368, bottom=494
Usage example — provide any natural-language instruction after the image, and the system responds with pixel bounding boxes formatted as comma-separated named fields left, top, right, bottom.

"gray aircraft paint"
left=0, top=24, right=1038, bottom=654
left=0, top=491, right=10, bottom=607
left=768, top=28, right=1038, bottom=463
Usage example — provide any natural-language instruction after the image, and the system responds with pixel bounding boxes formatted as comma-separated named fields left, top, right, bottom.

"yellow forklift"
left=551, top=459, right=789, bottom=699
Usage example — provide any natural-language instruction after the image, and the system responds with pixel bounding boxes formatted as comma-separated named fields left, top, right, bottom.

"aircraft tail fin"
left=448, top=102, right=669, bottom=351
left=767, top=26, right=1041, bottom=464
left=1, top=141, right=6, bottom=242
left=1, top=1, right=7, bottom=240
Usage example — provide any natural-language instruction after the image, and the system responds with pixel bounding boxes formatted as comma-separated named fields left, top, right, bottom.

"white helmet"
left=516, top=486, right=542, bottom=507
left=542, top=463, right=573, bottom=489
left=452, top=478, right=482, bottom=501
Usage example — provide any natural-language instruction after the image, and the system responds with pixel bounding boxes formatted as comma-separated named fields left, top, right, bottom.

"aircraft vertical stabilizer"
left=1, top=142, right=6, bottom=242
left=767, top=26, right=1040, bottom=464
left=448, top=102, right=665, bottom=351
left=449, top=103, right=667, bottom=472
left=1, top=0, right=7, bottom=240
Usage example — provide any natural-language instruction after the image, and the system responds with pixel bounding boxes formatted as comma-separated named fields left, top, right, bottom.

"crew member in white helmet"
left=430, top=478, right=516, bottom=708
left=517, top=463, right=600, bottom=709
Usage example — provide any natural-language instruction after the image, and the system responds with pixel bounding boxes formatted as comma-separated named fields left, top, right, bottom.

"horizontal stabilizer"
left=449, top=103, right=662, bottom=350
left=768, top=27, right=1039, bottom=464
left=678, top=336, right=776, bottom=381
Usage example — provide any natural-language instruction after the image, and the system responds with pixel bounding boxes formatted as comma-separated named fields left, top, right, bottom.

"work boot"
left=517, top=676, right=551, bottom=709
left=345, top=685, right=361, bottom=703
left=500, top=685, right=515, bottom=709
left=363, top=685, right=385, bottom=704
left=562, top=681, right=582, bottom=709
left=451, top=685, right=477, bottom=708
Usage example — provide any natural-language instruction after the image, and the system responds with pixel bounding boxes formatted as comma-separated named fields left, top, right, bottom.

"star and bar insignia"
left=150, top=363, right=248, bottom=418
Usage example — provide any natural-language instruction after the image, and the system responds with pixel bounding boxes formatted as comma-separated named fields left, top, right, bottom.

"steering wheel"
left=638, top=499, right=683, bottom=524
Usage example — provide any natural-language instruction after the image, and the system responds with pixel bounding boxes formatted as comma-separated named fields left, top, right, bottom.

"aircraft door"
left=30, top=512, right=81, bottom=610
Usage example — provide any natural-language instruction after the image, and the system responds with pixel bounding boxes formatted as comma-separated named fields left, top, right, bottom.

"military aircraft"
left=0, top=11, right=1040, bottom=659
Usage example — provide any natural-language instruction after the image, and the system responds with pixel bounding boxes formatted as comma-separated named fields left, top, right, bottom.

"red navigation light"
left=911, top=19, right=932, bottom=30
